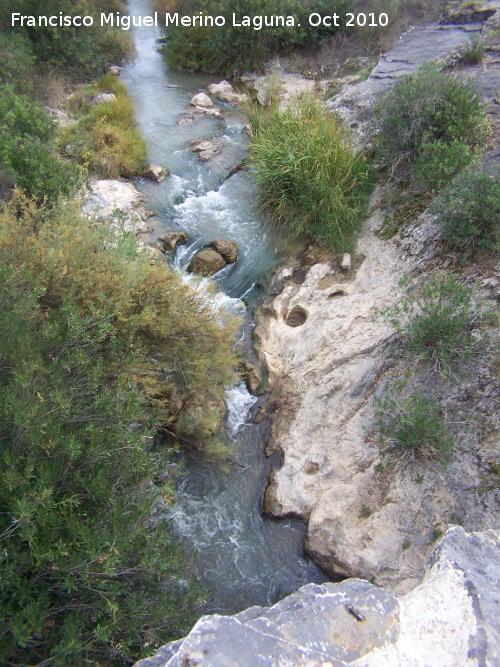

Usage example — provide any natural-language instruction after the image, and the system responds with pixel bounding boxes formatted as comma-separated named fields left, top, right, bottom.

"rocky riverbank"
left=248, top=2, right=500, bottom=596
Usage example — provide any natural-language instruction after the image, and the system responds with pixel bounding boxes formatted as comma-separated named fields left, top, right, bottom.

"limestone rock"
left=133, top=527, right=500, bottom=667
left=442, top=0, right=499, bottom=24
left=190, top=92, right=214, bottom=108
left=106, top=64, right=121, bottom=75
left=144, top=163, right=168, bottom=182
left=243, top=361, right=265, bottom=395
left=157, top=231, right=187, bottom=252
left=210, top=239, right=238, bottom=263
left=192, top=106, right=223, bottom=118
left=89, top=92, right=116, bottom=108
left=207, top=80, right=249, bottom=104
left=190, top=138, right=224, bottom=161
left=80, top=180, right=151, bottom=235
left=44, top=107, right=76, bottom=128
left=188, top=249, right=226, bottom=276
left=353, top=526, right=500, bottom=666
left=254, top=208, right=457, bottom=592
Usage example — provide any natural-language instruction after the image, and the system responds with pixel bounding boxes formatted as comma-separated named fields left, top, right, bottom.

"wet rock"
left=188, top=249, right=226, bottom=276
left=207, top=80, right=249, bottom=104
left=242, top=361, right=265, bottom=395
left=190, top=92, right=214, bottom=108
left=190, top=138, right=224, bottom=161
left=81, top=180, right=151, bottom=235
left=157, top=231, right=187, bottom=252
left=192, top=106, right=223, bottom=119
left=210, top=239, right=238, bottom=263
left=144, top=163, right=168, bottom=182
left=89, top=92, right=116, bottom=107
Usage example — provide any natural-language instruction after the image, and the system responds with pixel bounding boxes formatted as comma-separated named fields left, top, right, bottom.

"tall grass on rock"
left=376, top=63, right=488, bottom=190
left=62, top=75, right=147, bottom=178
left=248, top=96, right=371, bottom=251
left=384, top=272, right=481, bottom=373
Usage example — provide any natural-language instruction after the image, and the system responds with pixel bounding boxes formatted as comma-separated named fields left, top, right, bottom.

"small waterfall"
left=225, top=383, right=258, bottom=436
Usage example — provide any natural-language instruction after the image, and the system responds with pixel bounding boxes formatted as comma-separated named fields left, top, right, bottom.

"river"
left=121, top=0, right=328, bottom=615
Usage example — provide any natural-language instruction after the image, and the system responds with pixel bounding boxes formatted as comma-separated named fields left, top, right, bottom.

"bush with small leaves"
left=375, top=390, right=454, bottom=466
left=431, top=167, right=500, bottom=253
left=384, top=272, right=479, bottom=372
left=376, top=63, right=488, bottom=189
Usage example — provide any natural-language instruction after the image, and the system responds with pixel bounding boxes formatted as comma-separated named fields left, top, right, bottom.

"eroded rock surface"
left=134, top=527, right=500, bottom=667
left=255, top=206, right=453, bottom=592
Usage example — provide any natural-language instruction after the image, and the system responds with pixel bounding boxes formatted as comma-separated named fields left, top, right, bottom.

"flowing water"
left=122, top=0, right=328, bottom=614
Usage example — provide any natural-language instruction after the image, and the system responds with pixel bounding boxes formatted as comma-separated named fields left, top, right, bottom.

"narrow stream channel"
left=122, top=0, right=328, bottom=615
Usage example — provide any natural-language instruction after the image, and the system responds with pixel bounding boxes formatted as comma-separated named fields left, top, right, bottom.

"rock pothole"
left=285, top=305, right=308, bottom=327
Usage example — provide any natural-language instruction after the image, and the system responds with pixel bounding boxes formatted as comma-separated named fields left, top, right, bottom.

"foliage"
left=248, top=95, right=371, bottom=251
left=0, top=194, right=240, bottom=664
left=164, top=0, right=349, bottom=75
left=375, top=63, right=488, bottom=189
left=62, top=76, right=147, bottom=178
left=384, top=272, right=479, bottom=372
left=375, top=389, right=454, bottom=466
left=0, top=0, right=133, bottom=81
left=459, top=35, right=484, bottom=65
left=431, top=167, right=500, bottom=253
left=0, top=196, right=239, bottom=448
left=0, top=32, right=35, bottom=94
left=0, top=86, right=82, bottom=203
left=0, top=264, right=203, bottom=666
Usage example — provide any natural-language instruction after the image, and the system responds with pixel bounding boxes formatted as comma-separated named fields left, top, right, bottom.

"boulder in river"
left=210, top=239, right=238, bottom=264
left=157, top=231, right=187, bottom=253
left=207, top=80, right=249, bottom=104
left=144, top=163, right=168, bottom=182
left=191, top=138, right=224, bottom=161
left=190, top=92, right=214, bottom=108
left=188, top=249, right=226, bottom=276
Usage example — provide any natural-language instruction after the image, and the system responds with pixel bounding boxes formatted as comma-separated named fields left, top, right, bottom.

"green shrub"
left=0, top=263, right=203, bottom=666
left=376, top=63, right=488, bottom=189
left=0, top=86, right=82, bottom=203
left=384, top=272, right=477, bottom=371
left=248, top=95, right=371, bottom=251
left=459, top=35, right=485, bottom=65
left=0, top=0, right=133, bottom=81
left=431, top=167, right=500, bottom=253
left=0, top=196, right=239, bottom=451
left=164, top=0, right=349, bottom=75
left=0, top=33, right=35, bottom=94
left=375, top=390, right=453, bottom=466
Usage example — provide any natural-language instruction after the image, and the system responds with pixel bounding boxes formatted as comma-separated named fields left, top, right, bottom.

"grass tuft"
left=248, top=95, right=371, bottom=251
